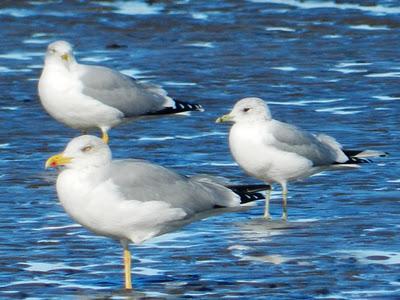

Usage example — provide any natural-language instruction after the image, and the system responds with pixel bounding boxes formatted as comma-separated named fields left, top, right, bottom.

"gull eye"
left=243, top=107, right=250, bottom=112
left=81, top=145, right=93, bottom=153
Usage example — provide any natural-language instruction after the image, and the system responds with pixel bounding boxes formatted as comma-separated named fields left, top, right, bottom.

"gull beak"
left=45, top=153, right=72, bottom=169
left=61, top=53, right=69, bottom=62
left=216, top=114, right=234, bottom=123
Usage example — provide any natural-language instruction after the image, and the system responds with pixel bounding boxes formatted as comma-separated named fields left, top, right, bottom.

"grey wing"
left=267, top=120, right=339, bottom=166
left=78, top=64, right=173, bottom=117
left=110, top=160, right=239, bottom=216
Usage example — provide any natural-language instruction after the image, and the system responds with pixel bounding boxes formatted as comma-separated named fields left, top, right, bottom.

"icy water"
left=0, top=0, right=399, bottom=299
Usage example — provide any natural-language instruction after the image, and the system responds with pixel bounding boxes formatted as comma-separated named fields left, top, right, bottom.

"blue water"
left=1, top=1, right=399, bottom=299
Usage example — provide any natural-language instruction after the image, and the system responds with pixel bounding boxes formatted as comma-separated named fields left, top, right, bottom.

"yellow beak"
left=45, top=153, right=72, bottom=169
left=61, top=53, right=69, bottom=62
left=216, top=114, right=234, bottom=123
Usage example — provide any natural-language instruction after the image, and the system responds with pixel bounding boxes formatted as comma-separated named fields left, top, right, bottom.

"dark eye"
left=81, top=145, right=93, bottom=153
left=243, top=108, right=250, bottom=112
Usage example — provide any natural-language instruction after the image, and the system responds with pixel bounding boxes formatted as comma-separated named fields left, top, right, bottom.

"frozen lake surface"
left=0, top=1, right=399, bottom=299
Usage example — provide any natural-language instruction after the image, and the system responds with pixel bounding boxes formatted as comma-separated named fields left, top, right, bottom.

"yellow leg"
left=123, top=248, right=132, bottom=290
left=101, top=130, right=109, bottom=144
left=281, top=183, right=288, bottom=221
left=263, top=187, right=272, bottom=220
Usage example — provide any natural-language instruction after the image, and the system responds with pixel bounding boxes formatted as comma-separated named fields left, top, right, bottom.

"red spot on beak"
left=51, top=161, right=57, bottom=167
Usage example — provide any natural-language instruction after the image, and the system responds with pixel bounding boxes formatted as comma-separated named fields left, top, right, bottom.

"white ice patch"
left=0, top=8, right=75, bottom=17
left=185, top=42, right=215, bottom=48
left=336, top=62, right=372, bottom=68
left=23, top=261, right=80, bottom=272
left=248, top=0, right=400, bottom=15
left=0, top=143, right=10, bottom=149
left=191, top=12, right=209, bottom=20
left=269, top=98, right=343, bottom=106
left=387, top=179, right=400, bottom=183
left=0, top=8, right=35, bottom=17
left=0, top=52, right=36, bottom=60
left=137, top=136, right=175, bottom=141
left=337, top=250, right=400, bottom=265
left=364, top=227, right=389, bottom=232
left=120, top=68, right=150, bottom=79
left=291, top=218, right=320, bottom=223
left=242, top=254, right=289, bottom=264
left=330, top=67, right=368, bottom=74
left=229, top=244, right=290, bottom=265
left=0, top=66, right=13, bottom=72
left=325, top=288, right=400, bottom=299
left=37, top=239, right=59, bottom=243
left=365, top=72, right=400, bottom=78
left=330, top=62, right=371, bottom=74
left=175, top=132, right=226, bottom=140
left=80, top=56, right=111, bottom=63
left=134, top=267, right=165, bottom=276
left=23, top=38, right=53, bottom=44
left=34, top=223, right=81, bottom=231
left=265, top=27, right=295, bottom=32
left=162, top=81, right=197, bottom=86
left=1, top=106, right=19, bottom=111
left=323, top=34, right=342, bottom=39
left=272, top=66, right=297, bottom=71
left=98, top=1, right=164, bottom=15
left=315, top=105, right=366, bottom=115
left=349, top=25, right=390, bottom=31
left=228, top=244, right=252, bottom=251
left=373, top=95, right=400, bottom=101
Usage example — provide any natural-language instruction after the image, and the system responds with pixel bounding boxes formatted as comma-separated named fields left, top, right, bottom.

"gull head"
left=45, top=40, right=76, bottom=68
left=216, top=97, right=272, bottom=124
left=46, top=135, right=112, bottom=170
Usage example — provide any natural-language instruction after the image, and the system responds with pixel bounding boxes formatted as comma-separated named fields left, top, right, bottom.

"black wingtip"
left=174, top=100, right=204, bottom=112
left=227, top=184, right=270, bottom=204
left=147, top=100, right=203, bottom=116
left=338, top=157, right=371, bottom=165
left=341, top=149, right=388, bottom=164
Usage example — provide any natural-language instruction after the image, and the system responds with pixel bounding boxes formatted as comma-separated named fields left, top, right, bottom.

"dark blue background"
left=0, top=1, right=399, bottom=298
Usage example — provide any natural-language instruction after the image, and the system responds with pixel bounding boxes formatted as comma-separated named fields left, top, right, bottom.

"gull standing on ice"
left=45, top=135, right=268, bottom=289
left=216, top=97, right=387, bottom=220
left=38, top=41, right=203, bottom=143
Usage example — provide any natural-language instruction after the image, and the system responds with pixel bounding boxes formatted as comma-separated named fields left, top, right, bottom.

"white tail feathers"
left=316, top=133, right=348, bottom=163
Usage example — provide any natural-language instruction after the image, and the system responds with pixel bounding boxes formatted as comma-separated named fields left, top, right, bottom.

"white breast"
left=229, top=122, right=313, bottom=184
left=38, top=64, right=123, bottom=130
left=56, top=168, right=186, bottom=244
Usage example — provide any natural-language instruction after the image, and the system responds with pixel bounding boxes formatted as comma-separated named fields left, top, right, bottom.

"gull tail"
left=339, top=149, right=388, bottom=164
left=227, top=184, right=270, bottom=204
left=148, top=100, right=204, bottom=116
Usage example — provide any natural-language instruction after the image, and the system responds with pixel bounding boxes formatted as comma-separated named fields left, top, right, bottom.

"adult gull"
left=45, top=135, right=268, bottom=289
left=38, top=41, right=203, bottom=143
left=216, top=97, right=387, bottom=220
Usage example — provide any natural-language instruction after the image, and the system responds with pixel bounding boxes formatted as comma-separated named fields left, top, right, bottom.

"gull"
left=216, top=97, right=387, bottom=220
left=38, top=41, right=203, bottom=143
left=45, top=135, right=268, bottom=289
